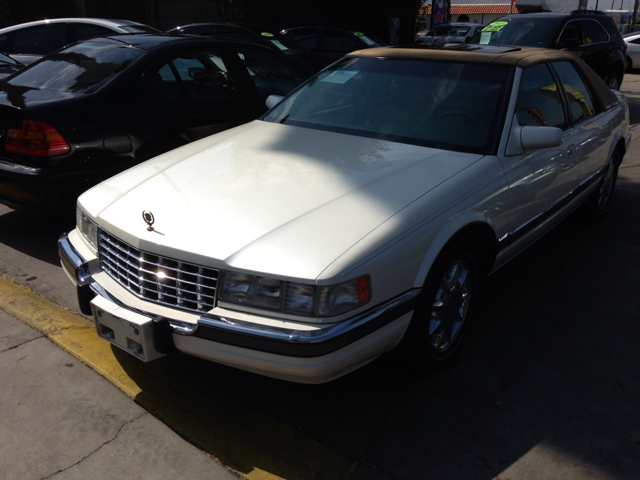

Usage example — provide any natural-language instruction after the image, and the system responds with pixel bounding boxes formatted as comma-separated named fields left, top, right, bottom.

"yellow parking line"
left=0, top=275, right=357, bottom=480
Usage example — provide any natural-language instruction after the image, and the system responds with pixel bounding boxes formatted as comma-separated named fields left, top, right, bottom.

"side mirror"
left=506, top=115, right=564, bottom=155
left=265, top=94, right=284, bottom=109
left=560, top=37, right=580, bottom=49
left=521, top=126, right=564, bottom=150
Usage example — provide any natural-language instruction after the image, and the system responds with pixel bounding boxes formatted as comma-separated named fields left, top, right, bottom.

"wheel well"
left=441, top=223, right=498, bottom=277
left=615, top=138, right=626, bottom=167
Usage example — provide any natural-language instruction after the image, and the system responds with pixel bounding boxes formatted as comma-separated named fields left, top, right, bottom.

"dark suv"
left=470, top=11, right=627, bottom=89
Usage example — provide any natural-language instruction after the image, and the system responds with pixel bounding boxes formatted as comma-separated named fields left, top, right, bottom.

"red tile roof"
left=421, top=4, right=520, bottom=14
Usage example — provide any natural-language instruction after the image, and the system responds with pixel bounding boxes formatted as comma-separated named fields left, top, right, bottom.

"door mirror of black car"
left=560, top=38, right=580, bottom=49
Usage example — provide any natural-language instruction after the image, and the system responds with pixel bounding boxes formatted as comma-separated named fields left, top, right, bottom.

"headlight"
left=219, top=271, right=371, bottom=317
left=76, top=204, right=98, bottom=251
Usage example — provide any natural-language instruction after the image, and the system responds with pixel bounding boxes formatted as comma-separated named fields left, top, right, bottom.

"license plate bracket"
left=91, top=295, right=165, bottom=362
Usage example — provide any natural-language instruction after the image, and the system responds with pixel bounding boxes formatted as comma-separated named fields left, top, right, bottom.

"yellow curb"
left=0, top=275, right=357, bottom=480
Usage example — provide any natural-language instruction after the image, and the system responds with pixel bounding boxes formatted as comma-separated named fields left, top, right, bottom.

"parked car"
left=59, top=44, right=629, bottom=384
left=469, top=11, right=627, bottom=89
left=623, top=31, right=640, bottom=70
left=417, top=23, right=485, bottom=46
left=0, top=34, right=306, bottom=212
left=166, top=23, right=335, bottom=76
left=0, top=18, right=160, bottom=65
left=280, top=26, right=387, bottom=57
left=604, top=10, right=638, bottom=33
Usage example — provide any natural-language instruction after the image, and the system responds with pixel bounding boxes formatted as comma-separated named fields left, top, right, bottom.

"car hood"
left=83, top=121, right=483, bottom=282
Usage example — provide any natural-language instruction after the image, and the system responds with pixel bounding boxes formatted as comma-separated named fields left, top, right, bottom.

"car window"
left=580, top=20, right=608, bottom=44
left=75, top=24, right=116, bottom=41
left=558, top=20, right=582, bottom=46
left=286, top=28, right=320, bottom=50
left=552, top=61, right=596, bottom=124
left=150, top=63, right=187, bottom=102
left=5, top=40, right=144, bottom=93
left=156, top=50, right=242, bottom=102
left=235, top=47, right=305, bottom=98
left=264, top=57, right=511, bottom=155
left=474, top=17, right=562, bottom=47
left=632, top=37, right=640, bottom=44
left=11, top=23, right=68, bottom=55
left=516, top=64, right=567, bottom=129
left=323, top=30, right=358, bottom=53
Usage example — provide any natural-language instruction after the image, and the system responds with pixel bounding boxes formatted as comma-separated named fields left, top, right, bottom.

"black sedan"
left=0, top=34, right=307, bottom=212
left=166, top=23, right=335, bottom=76
left=279, top=27, right=387, bottom=57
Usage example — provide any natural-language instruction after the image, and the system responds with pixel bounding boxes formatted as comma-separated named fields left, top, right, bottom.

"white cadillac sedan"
left=59, top=45, right=630, bottom=383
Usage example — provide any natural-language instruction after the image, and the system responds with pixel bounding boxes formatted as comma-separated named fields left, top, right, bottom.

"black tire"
left=606, top=71, right=622, bottom=90
left=583, top=151, right=619, bottom=221
left=626, top=56, right=633, bottom=72
left=401, top=242, right=481, bottom=370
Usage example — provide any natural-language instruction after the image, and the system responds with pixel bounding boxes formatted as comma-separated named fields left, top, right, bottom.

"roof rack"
left=570, top=9, right=606, bottom=14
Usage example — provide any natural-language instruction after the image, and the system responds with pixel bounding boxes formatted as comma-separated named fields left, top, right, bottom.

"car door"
left=146, top=45, right=260, bottom=142
left=501, top=62, right=581, bottom=238
left=550, top=60, right=611, bottom=181
left=578, top=19, right=611, bottom=79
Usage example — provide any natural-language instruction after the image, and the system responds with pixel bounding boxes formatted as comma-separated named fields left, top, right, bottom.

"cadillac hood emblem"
left=142, top=210, right=155, bottom=231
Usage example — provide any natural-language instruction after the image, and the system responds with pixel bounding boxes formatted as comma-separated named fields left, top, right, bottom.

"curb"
left=0, top=275, right=357, bottom=480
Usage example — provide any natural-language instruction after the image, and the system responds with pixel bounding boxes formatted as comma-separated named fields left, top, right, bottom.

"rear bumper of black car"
left=0, top=157, right=132, bottom=212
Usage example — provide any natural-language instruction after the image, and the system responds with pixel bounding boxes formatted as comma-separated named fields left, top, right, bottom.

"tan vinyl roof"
left=349, top=45, right=577, bottom=67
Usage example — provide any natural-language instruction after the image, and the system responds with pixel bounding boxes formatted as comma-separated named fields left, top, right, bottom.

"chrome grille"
left=98, top=229, right=219, bottom=313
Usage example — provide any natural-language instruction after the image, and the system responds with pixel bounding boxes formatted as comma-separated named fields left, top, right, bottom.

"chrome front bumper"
left=58, top=231, right=421, bottom=361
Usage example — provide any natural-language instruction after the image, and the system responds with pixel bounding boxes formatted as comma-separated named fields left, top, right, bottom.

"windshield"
left=5, top=41, right=145, bottom=94
left=240, top=26, right=309, bottom=55
left=263, top=57, right=511, bottom=154
left=353, top=31, right=388, bottom=47
left=470, top=17, right=563, bottom=47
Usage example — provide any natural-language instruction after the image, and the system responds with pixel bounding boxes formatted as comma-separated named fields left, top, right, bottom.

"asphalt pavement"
left=1, top=75, right=640, bottom=480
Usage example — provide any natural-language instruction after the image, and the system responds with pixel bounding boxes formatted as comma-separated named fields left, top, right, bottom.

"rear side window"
left=581, top=20, right=608, bottom=44
left=6, top=41, right=145, bottom=93
left=516, top=63, right=567, bottom=129
left=552, top=61, right=596, bottom=123
left=11, top=24, right=68, bottom=55
left=150, top=50, right=244, bottom=102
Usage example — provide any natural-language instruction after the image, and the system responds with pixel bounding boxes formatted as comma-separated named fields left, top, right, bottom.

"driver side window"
left=516, top=64, right=567, bottom=130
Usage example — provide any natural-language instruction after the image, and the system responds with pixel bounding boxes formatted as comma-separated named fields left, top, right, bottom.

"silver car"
left=60, top=45, right=630, bottom=384
left=623, top=31, right=640, bottom=70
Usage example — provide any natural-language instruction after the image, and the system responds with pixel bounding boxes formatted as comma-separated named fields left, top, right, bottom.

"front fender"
left=412, top=212, right=498, bottom=289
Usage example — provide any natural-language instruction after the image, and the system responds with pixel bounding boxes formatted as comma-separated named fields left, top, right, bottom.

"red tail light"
left=6, top=120, right=70, bottom=156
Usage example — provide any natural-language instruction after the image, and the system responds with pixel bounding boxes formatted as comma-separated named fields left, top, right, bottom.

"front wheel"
left=402, top=242, right=481, bottom=369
